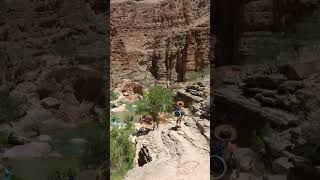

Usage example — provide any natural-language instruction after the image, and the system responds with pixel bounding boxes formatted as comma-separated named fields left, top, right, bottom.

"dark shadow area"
left=211, top=0, right=320, bottom=179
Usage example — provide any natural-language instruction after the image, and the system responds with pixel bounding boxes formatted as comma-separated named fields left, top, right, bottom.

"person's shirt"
left=4, top=168, right=12, bottom=180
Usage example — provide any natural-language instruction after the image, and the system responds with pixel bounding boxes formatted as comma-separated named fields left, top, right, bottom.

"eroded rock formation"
left=214, top=0, right=320, bottom=65
left=111, top=0, right=210, bottom=86
left=0, top=0, right=107, bottom=164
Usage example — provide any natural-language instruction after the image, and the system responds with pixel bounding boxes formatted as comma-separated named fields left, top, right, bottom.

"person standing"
left=4, top=166, right=12, bottom=180
left=213, top=125, right=240, bottom=180
left=175, top=101, right=185, bottom=127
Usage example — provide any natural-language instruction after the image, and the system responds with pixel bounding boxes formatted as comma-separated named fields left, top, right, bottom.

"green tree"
left=136, top=85, right=174, bottom=129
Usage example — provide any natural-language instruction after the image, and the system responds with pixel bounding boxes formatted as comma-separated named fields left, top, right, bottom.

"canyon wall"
left=214, top=0, right=320, bottom=66
left=0, top=0, right=107, bottom=122
left=111, top=0, right=210, bottom=86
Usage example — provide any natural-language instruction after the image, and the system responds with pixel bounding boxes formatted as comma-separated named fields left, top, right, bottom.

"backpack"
left=174, top=106, right=184, bottom=117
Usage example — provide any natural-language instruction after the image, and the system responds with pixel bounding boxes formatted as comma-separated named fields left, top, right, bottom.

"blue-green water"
left=48, top=122, right=104, bottom=157
left=1, top=121, right=104, bottom=180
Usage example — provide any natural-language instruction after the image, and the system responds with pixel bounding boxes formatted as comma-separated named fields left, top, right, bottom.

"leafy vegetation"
left=136, top=85, right=174, bottom=129
left=110, top=116, right=135, bottom=180
left=0, top=88, right=25, bottom=124
left=110, top=90, right=119, bottom=101
left=184, top=66, right=210, bottom=82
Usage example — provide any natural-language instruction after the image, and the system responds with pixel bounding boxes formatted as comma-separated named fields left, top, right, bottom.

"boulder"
left=3, top=142, right=51, bottom=159
left=272, top=157, right=293, bottom=174
left=215, top=87, right=301, bottom=128
left=21, top=108, right=53, bottom=123
left=69, top=138, right=87, bottom=145
left=41, top=97, right=60, bottom=109
left=36, top=135, right=52, bottom=142
left=238, top=148, right=260, bottom=172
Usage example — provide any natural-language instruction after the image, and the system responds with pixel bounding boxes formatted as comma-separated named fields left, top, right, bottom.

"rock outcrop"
left=111, top=0, right=209, bottom=86
left=213, top=62, right=320, bottom=177
left=213, top=0, right=320, bottom=65
left=0, top=0, right=107, bottom=130
left=126, top=116, right=210, bottom=180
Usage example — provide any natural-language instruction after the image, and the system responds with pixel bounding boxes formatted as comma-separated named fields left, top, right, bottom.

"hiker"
left=4, top=166, right=12, bottom=180
left=212, top=125, right=240, bottom=180
left=175, top=101, right=185, bottom=127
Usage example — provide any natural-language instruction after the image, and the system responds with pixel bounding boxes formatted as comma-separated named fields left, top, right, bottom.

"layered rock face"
left=0, top=0, right=107, bottom=138
left=3, top=0, right=106, bottom=85
left=213, top=61, right=320, bottom=178
left=214, top=0, right=320, bottom=65
left=111, top=0, right=210, bottom=86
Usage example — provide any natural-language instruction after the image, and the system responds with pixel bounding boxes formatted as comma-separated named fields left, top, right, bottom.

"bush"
left=110, top=127, right=135, bottom=180
left=124, top=115, right=134, bottom=131
left=0, top=89, right=24, bottom=124
left=110, top=90, right=119, bottom=101
left=184, top=66, right=210, bottom=81
left=136, top=85, right=174, bottom=129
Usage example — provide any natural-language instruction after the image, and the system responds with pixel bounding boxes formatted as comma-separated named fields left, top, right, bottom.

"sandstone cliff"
left=111, top=0, right=210, bottom=87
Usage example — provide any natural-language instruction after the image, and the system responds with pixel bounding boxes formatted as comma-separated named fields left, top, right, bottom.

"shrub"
left=110, top=127, right=135, bottom=180
left=184, top=66, right=210, bottom=81
left=136, top=85, right=174, bottom=129
left=0, top=88, right=24, bottom=124
left=110, top=90, right=119, bottom=101
left=124, top=115, right=135, bottom=131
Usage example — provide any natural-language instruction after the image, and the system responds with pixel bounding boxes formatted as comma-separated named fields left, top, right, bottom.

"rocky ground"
left=213, top=61, right=320, bottom=179
left=110, top=76, right=210, bottom=180
left=126, top=116, right=210, bottom=180
left=0, top=1, right=107, bottom=178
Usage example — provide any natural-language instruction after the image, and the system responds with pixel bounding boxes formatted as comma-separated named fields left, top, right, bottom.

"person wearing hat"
left=175, top=101, right=185, bottom=127
left=213, top=125, right=240, bottom=180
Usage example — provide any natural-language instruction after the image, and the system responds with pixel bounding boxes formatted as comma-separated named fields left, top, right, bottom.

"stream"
left=1, top=121, right=104, bottom=180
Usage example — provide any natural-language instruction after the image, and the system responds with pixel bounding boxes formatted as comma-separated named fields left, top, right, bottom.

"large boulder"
left=41, top=97, right=60, bottom=109
left=238, top=148, right=261, bottom=172
left=272, top=157, right=293, bottom=174
left=35, top=135, right=52, bottom=143
left=20, top=108, right=53, bottom=124
left=3, top=142, right=51, bottom=159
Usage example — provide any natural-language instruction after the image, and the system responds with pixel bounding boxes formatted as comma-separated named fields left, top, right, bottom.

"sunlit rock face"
left=111, top=0, right=210, bottom=86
